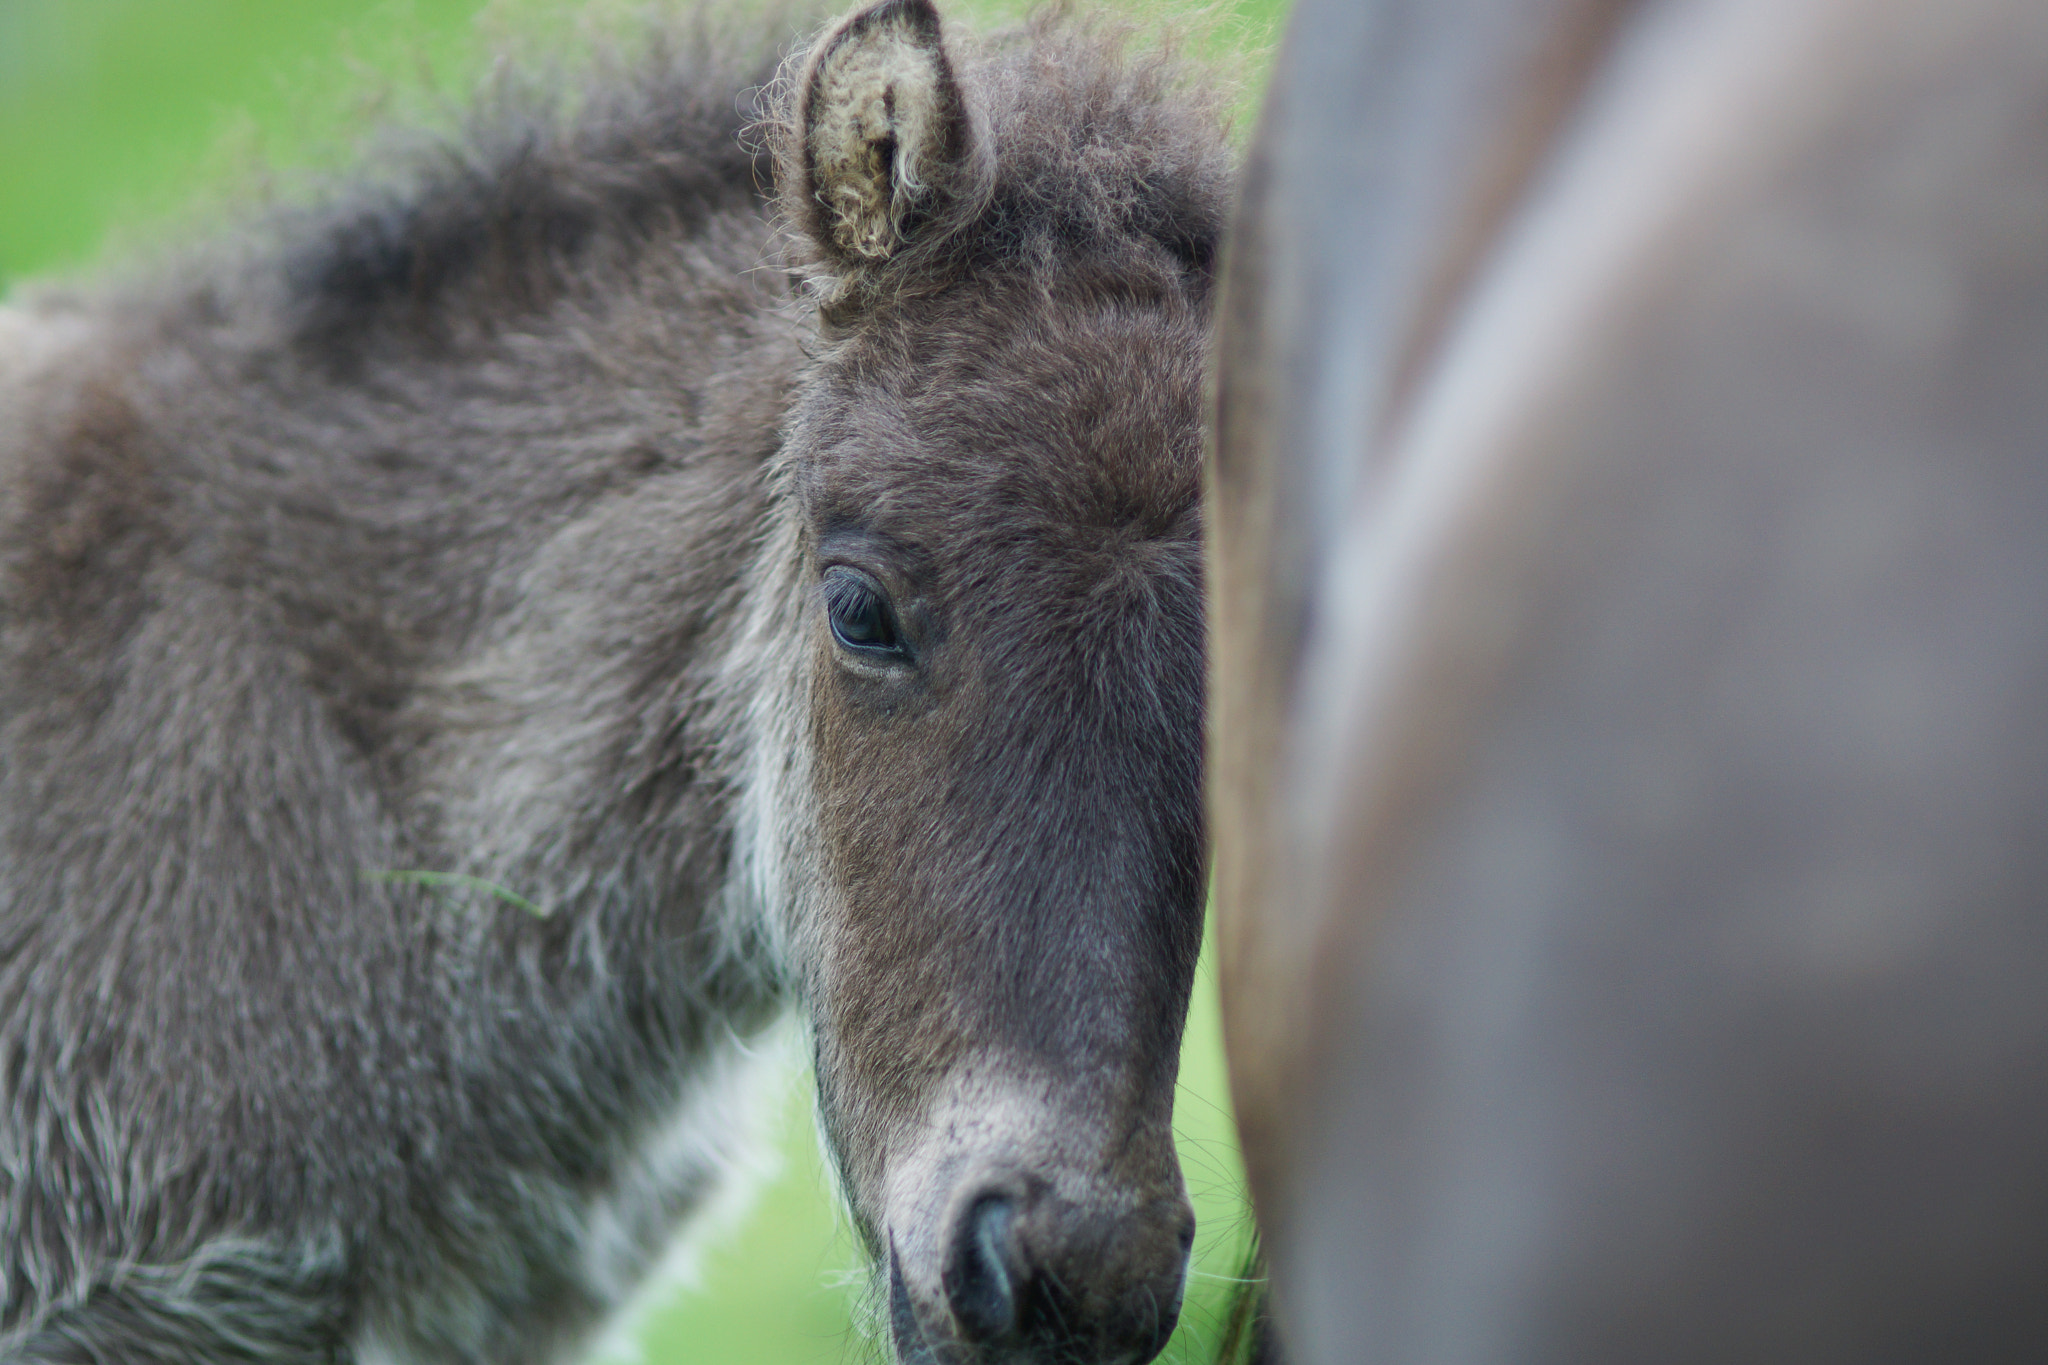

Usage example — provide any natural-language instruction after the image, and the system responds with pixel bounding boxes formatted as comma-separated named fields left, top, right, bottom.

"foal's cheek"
left=810, top=677, right=923, bottom=891
left=805, top=668, right=946, bottom=1003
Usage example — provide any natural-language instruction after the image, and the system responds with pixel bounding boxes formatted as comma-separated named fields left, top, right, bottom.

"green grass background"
left=0, top=3, right=1286, bottom=1361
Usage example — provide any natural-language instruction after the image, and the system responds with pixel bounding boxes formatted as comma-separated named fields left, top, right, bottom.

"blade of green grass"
left=363, top=869, right=550, bottom=917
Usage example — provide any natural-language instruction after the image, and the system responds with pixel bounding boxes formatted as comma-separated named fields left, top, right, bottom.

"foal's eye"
left=822, top=567, right=907, bottom=659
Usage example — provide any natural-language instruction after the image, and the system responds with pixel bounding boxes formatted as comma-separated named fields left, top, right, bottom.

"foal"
left=0, top=3, right=1231, bottom=1361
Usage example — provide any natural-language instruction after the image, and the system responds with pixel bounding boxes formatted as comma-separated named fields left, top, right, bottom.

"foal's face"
left=769, top=3, right=1221, bottom=1357
left=789, top=286, right=1208, bottom=1364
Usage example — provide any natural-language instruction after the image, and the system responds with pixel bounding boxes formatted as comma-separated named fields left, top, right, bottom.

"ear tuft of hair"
left=794, top=0, right=986, bottom=267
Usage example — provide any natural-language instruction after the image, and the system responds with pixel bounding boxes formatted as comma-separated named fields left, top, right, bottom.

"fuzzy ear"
left=791, top=0, right=990, bottom=269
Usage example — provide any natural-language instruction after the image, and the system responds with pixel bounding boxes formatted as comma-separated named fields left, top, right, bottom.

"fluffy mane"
left=156, top=3, right=1247, bottom=365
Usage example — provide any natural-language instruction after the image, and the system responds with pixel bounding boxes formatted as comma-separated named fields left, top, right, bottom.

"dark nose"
left=937, top=1186, right=1196, bottom=1362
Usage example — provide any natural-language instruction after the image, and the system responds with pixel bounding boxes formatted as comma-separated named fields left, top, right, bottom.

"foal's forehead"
left=807, top=287, right=1207, bottom=545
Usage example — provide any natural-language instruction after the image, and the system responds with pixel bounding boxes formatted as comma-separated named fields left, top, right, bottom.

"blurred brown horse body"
left=1212, top=0, right=2048, bottom=1359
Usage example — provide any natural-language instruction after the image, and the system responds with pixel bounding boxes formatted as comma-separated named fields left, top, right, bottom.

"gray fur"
left=1, top=4, right=1233, bottom=1363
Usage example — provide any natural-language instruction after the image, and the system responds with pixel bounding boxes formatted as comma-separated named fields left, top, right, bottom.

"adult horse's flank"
left=1213, top=0, right=2048, bottom=1360
left=0, top=3, right=1228, bottom=1361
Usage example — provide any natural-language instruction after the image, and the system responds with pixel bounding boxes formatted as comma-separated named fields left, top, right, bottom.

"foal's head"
left=761, top=3, right=1229, bottom=1359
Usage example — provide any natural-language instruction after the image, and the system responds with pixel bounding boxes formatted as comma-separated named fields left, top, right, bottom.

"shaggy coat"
left=0, top=3, right=1232, bottom=1362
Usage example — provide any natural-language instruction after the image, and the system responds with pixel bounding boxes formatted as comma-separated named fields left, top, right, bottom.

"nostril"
left=943, top=1194, right=1019, bottom=1343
